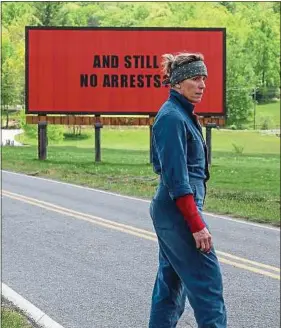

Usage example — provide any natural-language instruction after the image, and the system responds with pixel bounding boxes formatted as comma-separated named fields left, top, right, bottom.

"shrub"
left=256, top=87, right=280, bottom=104
left=19, top=110, right=64, bottom=143
left=260, top=118, right=273, bottom=130
left=48, top=125, right=65, bottom=143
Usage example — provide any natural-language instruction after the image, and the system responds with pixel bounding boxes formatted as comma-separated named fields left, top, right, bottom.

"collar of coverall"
left=169, top=89, right=195, bottom=116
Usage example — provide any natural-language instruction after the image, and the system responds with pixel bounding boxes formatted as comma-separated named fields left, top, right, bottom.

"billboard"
left=26, top=27, right=226, bottom=116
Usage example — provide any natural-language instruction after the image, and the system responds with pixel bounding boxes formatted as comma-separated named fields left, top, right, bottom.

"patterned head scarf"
left=163, top=60, right=208, bottom=86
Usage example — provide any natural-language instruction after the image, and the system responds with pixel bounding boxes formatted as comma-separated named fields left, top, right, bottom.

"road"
left=1, top=129, right=23, bottom=146
left=2, top=170, right=280, bottom=328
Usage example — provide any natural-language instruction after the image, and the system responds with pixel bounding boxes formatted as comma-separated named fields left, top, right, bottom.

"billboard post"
left=94, top=115, right=103, bottom=162
left=38, top=121, right=47, bottom=160
left=205, top=123, right=218, bottom=165
left=149, top=115, right=155, bottom=164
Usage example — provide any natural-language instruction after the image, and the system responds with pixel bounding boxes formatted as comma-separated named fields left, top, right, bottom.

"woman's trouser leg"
left=149, top=199, right=227, bottom=328
left=149, top=246, right=187, bottom=328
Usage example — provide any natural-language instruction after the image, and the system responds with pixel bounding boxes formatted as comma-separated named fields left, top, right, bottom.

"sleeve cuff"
left=168, top=185, right=193, bottom=200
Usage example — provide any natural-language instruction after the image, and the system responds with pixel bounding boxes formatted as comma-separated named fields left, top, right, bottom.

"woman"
left=149, top=52, right=227, bottom=328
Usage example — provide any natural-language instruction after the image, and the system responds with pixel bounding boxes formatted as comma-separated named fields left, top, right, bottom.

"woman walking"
left=149, top=52, right=227, bottom=328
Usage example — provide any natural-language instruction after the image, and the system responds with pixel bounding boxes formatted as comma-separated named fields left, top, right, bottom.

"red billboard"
left=26, top=27, right=226, bottom=116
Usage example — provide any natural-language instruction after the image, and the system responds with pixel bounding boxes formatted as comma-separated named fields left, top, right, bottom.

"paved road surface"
left=2, top=170, right=280, bottom=328
left=1, top=129, right=23, bottom=146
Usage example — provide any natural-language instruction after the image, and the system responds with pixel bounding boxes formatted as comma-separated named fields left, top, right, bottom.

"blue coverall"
left=149, top=89, right=227, bottom=328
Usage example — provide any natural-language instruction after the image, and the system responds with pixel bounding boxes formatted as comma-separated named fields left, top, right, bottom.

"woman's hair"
left=161, top=52, right=204, bottom=78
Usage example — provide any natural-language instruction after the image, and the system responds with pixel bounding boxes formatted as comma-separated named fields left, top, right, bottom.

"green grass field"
left=16, top=125, right=280, bottom=153
left=4, top=127, right=280, bottom=226
left=254, top=101, right=280, bottom=129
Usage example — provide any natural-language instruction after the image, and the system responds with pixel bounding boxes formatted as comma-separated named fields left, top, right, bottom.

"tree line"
left=2, top=1, right=280, bottom=128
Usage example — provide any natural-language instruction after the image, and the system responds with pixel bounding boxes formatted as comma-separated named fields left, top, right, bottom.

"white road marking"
left=2, top=283, right=65, bottom=328
left=2, top=170, right=280, bottom=231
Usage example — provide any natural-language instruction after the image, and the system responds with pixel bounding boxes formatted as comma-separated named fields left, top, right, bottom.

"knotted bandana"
left=163, top=60, right=208, bottom=86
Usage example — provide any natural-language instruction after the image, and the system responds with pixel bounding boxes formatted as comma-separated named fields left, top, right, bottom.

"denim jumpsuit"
left=149, top=89, right=227, bottom=328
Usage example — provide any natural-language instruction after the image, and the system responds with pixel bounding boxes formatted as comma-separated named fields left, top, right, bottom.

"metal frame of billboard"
left=25, top=26, right=226, bottom=117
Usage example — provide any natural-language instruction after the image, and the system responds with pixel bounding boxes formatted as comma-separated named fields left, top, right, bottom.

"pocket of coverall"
left=188, top=138, right=205, bottom=161
left=150, top=199, right=176, bottom=230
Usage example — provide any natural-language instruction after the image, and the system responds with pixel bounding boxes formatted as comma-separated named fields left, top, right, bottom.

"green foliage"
left=1, top=2, right=37, bottom=27
left=19, top=110, right=37, bottom=139
left=19, top=110, right=64, bottom=143
left=256, top=86, right=280, bottom=104
left=219, top=2, right=237, bottom=13
left=1, top=2, right=280, bottom=128
left=48, top=125, right=65, bottom=143
left=260, top=118, right=272, bottom=130
left=21, top=124, right=65, bottom=143
left=244, top=3, right=280, bottom=89
left=226, top=87, right=254, bottom=127
left=23, top=124, right=37, bottom=139
left=18, top=109, right=26, bottom=129
left=33, top=2, right=65, bottom=26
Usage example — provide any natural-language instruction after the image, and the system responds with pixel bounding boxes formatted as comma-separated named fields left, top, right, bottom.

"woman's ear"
left=175, top=84, right=181, bottom=89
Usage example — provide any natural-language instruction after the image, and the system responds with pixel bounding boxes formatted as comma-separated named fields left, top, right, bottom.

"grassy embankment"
left=1, top=307, right=35, bottom=328
left=3, top=124, right=280, bottom=226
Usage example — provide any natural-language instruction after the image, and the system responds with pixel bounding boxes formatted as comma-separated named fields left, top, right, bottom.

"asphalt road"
left=2, top=170, right=280, bottom=328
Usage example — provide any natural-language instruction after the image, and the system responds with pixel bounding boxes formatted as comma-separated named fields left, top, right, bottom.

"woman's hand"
left=193, top=227, right=212, bottom=253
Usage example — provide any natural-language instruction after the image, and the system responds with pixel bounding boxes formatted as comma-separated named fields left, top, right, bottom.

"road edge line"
left=2, top=170, right=280, bottom=231
left=2, top=283, right=65, bottom=328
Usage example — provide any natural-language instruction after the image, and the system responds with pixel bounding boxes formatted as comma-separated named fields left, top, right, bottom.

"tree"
left=2, top=1, right=280, bottom=129
left=55, top=2, right=100, bottom=26
left=1, top=27, right=24, bottom=127
left=33, top=2, right=64, bottom=26
left=240, top=3, right=280, bottom=103
left=1, top=3, right=35, bottom=27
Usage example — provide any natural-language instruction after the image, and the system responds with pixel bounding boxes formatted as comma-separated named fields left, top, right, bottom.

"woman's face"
left=177, top=75, right=207, bottom=103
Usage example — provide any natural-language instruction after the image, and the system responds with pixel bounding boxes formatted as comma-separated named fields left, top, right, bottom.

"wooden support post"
left=38, top=121, right=47, bottom=160
left=94, top=115, right=103, bottom=162
left=205, top=123, right=217, bottom=165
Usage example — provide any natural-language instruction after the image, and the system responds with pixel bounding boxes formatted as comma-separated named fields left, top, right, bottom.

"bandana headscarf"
left=163, top=60, right=208, bottom=86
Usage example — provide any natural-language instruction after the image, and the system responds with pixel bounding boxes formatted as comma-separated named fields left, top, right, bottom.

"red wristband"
left=176, top=194, right=206, bottom=233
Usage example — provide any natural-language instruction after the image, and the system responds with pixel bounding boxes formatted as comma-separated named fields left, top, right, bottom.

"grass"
left=1, top=308, right=34, bottom=328
left=254, top=100, right=280, bottom=129
left=16, top=126, right=280, bottom=153
left=17, top=126, right=151, bottom=149
left=4, top=127, right=280, bottom=226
